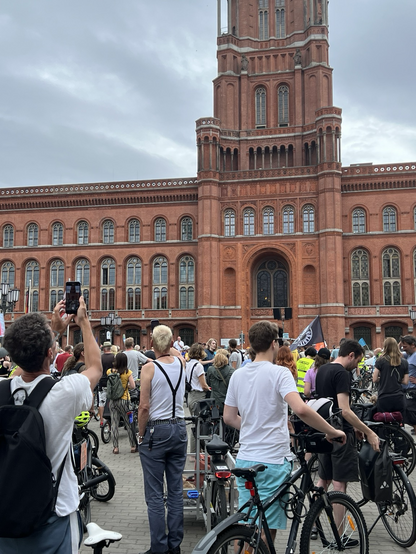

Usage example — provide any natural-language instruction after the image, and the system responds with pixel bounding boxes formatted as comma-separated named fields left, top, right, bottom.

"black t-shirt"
left=374, top=357, right=408, bottom=398
left=315, top=362, right=353, bottom=432
left=100, top=352, right=114, bottom=386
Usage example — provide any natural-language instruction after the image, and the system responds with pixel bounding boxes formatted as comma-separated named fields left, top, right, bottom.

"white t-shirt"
left=186, top=359, right=204, bottom=391
left=225, top=360, right=297, bottom=464
left=124, top=349, right=147, bottom=380
left=229, top=350, right=242, bottom=369
left=10, top=373, right=92, bottom=516
left=173, top=340, right=184, bottom=351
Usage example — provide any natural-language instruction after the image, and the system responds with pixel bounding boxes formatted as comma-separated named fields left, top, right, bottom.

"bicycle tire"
left=101, top=420, right=111, bottom=444
left=379, top=464, right=416, bottom=547
left=78, top=494, right=91, bottom=532
left=376, top=425, right=415, bottom=475
left=211, top=482, right=228, bottom=526
left=207, top=524, right=269, bottom=554
left=90, top=457, right=116, bottom=502
left=87, top=428, right=99, bottom=456
left=300, top=491, right=369, bottom=554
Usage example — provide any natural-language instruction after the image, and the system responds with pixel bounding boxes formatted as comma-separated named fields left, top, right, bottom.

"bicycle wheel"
left=377, top=425, right=415, bottom=475
left=92, top=390, right=100, bottom=421
left=300, top=491, right=368, bottom=554
left=87, top=428, right=99, bottom=457
left=90, top=457, right=116, bottom=502
left=207, top=524, right=269, bottom=554
left=379, top=464, right=416, bottom=547
left=78, top=493, right=91, bottom=532
left=211, top=482, right=228, bottom=526
left=101, top=420, right=111, bottom=444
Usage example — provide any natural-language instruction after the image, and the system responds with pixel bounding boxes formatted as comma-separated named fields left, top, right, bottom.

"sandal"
left=113, top=448, right=119, bottom=454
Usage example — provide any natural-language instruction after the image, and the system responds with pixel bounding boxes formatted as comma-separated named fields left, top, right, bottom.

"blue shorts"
left=235, top=458, right=292, bottom=530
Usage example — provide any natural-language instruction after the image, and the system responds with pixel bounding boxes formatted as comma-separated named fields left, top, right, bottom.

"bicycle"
left=101, top=386, right=140, bottom=445
left=192, top=431, right=369, bottom=554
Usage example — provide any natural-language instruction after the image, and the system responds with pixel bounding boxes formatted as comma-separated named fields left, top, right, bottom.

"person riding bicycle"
left=223, top=321, right=346, bottom=542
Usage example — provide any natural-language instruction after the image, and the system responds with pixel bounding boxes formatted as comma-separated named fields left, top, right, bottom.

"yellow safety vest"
left=296, top=357, right=314, bottom=393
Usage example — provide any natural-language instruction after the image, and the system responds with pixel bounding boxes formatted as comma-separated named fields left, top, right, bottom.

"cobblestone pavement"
left=80, top=418, right=416, bottom=554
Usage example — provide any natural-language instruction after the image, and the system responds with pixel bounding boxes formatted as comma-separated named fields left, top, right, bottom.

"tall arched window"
left=101, top=258, right=115, bottom=310
left=302, top=205, right=315, bottom=233
left=1, top=262, right=15, bottom=287
left=50, top=260, right=64, bottom=310
left=128, top=219, right=140, bottom=243
left=52, top=222, right=63, bottom=246
left=278, top=85, right=289, bottom=126
left=256, top=260, right=288, bottom=307
left=154, top=218, right=167, bottom=242
left=179, top=256, right=195, bottom=309
left=25, top=261, right=40, bottom=312
left=103, top=220, right=114, bottom=244
left=75, top=259, right=90, bottom=310
left=259, top=0, right=269, bottom=39
left=27, top=224, right=38, bottom=247
left=153, top=257, right=168, bottom=309
left=181, top=217, right=193, bottom=241
left=243, top=208, right=255, bottom=236
left=126, top=257, right=142, bottom=310
left=3, top=225, right=14, bottom=248
left=351, top=249, right=370, bottom=306
left=282, top=205, right=294, bottom=234
left=352, top=209, right=366, bottom=234
left=382, top=248, right=401, bottom=305
left=383, top=206, right=397, bottom=232
left=77, top=221, right=89, bottom=245
left=263, top=207, right=274, bottom=235
left=275, top=0, right=285, bottom=38
left=255, top=87, right=267, bottom=127
left=224, top=209, right=236, bottom=237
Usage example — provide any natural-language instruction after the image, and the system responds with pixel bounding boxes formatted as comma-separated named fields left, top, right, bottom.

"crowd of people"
left=0, top=304, right=415, bottom=553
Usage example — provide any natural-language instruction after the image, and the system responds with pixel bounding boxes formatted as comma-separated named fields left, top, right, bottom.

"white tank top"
left=149, top=357, right=185, bottom=420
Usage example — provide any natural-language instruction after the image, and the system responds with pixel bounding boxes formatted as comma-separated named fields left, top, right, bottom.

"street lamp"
left=410, top=310, right=416, bottom=322
left=0, top=282, right=20, bottom=315
left=100, top=312, right=122, bottom=343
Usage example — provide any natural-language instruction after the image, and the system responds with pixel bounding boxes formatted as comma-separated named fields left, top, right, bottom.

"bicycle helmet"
left=74, top=411, right=91, bottom=428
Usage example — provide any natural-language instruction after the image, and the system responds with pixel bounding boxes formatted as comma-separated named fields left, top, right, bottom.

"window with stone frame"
left=3, top=225, right=14, bottom=248
left=101, top=258, right=115, bottom=310
left=259, top=0, right=269, bottom=40
left=153, top=256, right=168, bottom=309
left=278, top=85, right=289, bottom=126
left=27, top=223, right=39, bottom=247
left=224, top=209, right=236, bottom=237
left=77, top=221, right=89, bottom=245
left=179, top=256, right=195, bottom=309
left=353, top=326, right=372, bottom=350
left=256, top=260, right=288, bottom=308
left=25, top=260, right=40, bottom=312
left=181, top=217, right=193, bottom=241
left=351, top=249, right=370, bottom=306
left=352, top=208, right=366, bottom=234
left=383, top=206, right=397, bottom=232
left=302, top=204, right=315, bottom=233
left=129, top=219, right=140, bottom=243
left=1, top=261, right=15, bottom=287
left=382, top=248, right=401, bottom=305
left=275, top=0, right=285, bottom=38
left=103, top=220, right=114, bottom=244
left=255, top=87, right=267, bottom=127
left=282, top=205, right=294, bottom=234
left=52, top=222, right=64, bottom=246
left=49, top=260, right=65, bottom=310
left=243, top=208, right=255, bottom=236
left=154, top=218, right=167, bottom=242
left=75, top=259, right=90, bottom=310
left=263, top=207, right=274, bottom=235
left=126, top=257, right=142, bottom=310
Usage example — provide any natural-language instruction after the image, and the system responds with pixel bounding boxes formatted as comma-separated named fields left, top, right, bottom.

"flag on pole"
left=290, top=316, right=324, bottom=351
left=358, top=338, right=367, bottom=348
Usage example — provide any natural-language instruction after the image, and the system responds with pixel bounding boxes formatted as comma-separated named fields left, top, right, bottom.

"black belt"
left=147, top=417, right=184, bottom=426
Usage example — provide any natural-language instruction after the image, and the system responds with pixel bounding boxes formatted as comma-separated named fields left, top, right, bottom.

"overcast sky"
left=0, top=1, right=415, bottom=188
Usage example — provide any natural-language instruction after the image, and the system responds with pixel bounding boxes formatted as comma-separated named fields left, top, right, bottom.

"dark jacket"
left=206, top=364, right=234, bottom=413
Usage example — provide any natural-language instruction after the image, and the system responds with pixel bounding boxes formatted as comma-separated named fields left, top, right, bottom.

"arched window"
left=382, top=248, right=401, bottom=305
left=181, top=217, right=193, bottom=241
left=414, top=249, right=416, bottom=303
left=258, top=0, right=269, bottom=40
left=352, top=209, right=366, bottom=234
left=224, top=209, right=236, bottom=237
left=383, top=206, right=397, bottom=232
left=243, top=208, right=255, bottom=236
left=278, top=85, right=289, bottom=126
left=3, top=225, right=14, bottom=248
left=77, top=221, right=89, bottom=245
left=255, top=87, right=267, bottom=127
left=154, top=218, right=167, bottom=242
left=27, top=224, right=38, bottom=247
left=385, top=326, right=404, bottom=343
left=275, top=0, right=285, bottom=38
left=50, top=260, right=64, bottom=310
left=75, top=259, right=90, bottom=310
left=101, top=258, right=115, bottom=310
left=282, top=205, right=294, bottom=234
left=128, top=219, right=140, bottom=243
left=103, top=220, right=114, bottom=244
left=126, top=257, right=142, bottom=310
left=263, top=207, right=274, bottom=235
left=153, top=257, right=168, bottom=309
left=25, top=261, right=39, bottom=312
left=353, top=327, right=372, bottom=350
left=179, top=256, right=195, bottom=309
left=302, top=205, right=315, bottom=233
left=1, top=262, right=15, bottom=287
left=256, top=260, right=288, bottom=307
left=52, top=222, right=63, bottom=246
left=351, top=249, right=370, bottom=306
left=414, top=207, right=416, bottom=230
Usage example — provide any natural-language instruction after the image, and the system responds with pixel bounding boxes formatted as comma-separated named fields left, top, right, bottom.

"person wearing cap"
left=303, top=347, right=331, bottom=398
left=295, top=346, right=316, bottom=394
left=400, top=335, right=416, bottom=434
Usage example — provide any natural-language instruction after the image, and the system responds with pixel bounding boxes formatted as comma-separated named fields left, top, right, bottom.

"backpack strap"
left=24, top=377, right=57, bottom=409
left=187, top=362, right=198, bottom=390
left=153, top=359, right=183, bottom=418
left=0, top=379, right=12, bottom=405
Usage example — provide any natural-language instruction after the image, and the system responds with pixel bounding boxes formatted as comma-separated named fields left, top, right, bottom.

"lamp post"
left=100, top=312, right=122, bottom=344
left=410, top=310, right=416, bottom=324
left=0, top=282, right=20, bottom=315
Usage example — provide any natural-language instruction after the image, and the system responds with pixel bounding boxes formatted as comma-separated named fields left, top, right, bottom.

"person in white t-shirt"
left=0, top=297, right=102, bottom=554
left=124, top=337, right=151, bottom=380
left=224, top=321, right=345, bottom=541
left=173, top=336, right=185, bottom=352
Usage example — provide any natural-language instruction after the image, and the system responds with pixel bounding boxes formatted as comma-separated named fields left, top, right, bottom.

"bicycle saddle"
left=232, top=463, right=267, bottom=479
left=84, top=522, right=122, bottom=546
left=205, top=434, right=229, bottom=456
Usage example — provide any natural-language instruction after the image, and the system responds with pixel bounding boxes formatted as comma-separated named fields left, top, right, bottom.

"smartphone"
left=65, top=281, right=81, bottom=314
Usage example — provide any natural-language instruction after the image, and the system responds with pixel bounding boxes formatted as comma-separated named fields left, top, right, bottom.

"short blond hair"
left=213, top=352, right=228, bottom=369
left=152, top=325, right=173, bottom=353
left=125, top=337, right=134, bottom=348
left=216, top=348, right=229, bottom=358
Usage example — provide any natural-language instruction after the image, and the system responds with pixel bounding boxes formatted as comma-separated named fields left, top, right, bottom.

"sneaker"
left=311, top=526, right=318, bottom=540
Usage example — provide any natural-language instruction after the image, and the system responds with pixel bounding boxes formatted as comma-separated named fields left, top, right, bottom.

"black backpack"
left=0, top=378, right=66, bottom=538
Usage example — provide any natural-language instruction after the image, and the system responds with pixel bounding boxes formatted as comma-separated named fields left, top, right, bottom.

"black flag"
left=290, top=316, right=324, bottom=351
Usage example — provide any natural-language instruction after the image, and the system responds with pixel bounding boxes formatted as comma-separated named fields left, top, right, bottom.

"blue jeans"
left=139, top=422, right=188, bottom=553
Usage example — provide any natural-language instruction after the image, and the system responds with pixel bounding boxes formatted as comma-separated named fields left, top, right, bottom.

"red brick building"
left=1, top=0, right=416, bottom=350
